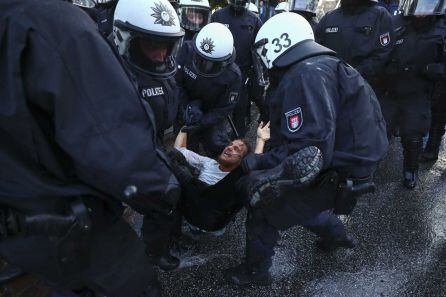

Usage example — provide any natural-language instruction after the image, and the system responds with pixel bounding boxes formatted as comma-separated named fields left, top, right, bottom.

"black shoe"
left=0, top=263, right=23, bottom=285
left=148, top=253, right=180, bottom=271
left=224, top=263, right=272, bottom=286
left=248, top=146, right=323, bottom=207
left=420, top=149, right=439, bottom=162
left=316, top=235, right=357, bottom=252
left=139, top=282, right=162, bottom=297
left=403, top=170, right=417, bottom=189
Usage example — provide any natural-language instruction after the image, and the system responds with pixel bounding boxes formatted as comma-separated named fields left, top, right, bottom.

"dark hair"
left=235, top=138, right=252, bottom=156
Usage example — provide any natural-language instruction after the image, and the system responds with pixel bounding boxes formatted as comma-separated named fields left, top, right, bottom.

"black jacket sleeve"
left=256, top=66, right=336, bottom=170
left=24, top=25, right=176, bottom=208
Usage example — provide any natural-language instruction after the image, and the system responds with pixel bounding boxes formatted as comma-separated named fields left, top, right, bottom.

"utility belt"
left=386, top=62, right=445, bottom=80
left=0, top=198, right=92, bottom=274
left=334, top=174, right=375, bottom=215
left=0, top=198, right=91, bottom=240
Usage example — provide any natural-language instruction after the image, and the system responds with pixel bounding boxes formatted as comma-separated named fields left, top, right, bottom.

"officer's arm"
left=255, top=71, right=336, bottom=170
left=25, top=28, right=176, bottom=212
left=199, top=75, right=242, bottom=127
left=355, top=9, right=394, bottom=80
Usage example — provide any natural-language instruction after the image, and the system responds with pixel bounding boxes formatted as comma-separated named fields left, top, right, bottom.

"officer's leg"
left=142, top=208, right=181, bottom=271
left=232, top=76, right=250, bottom=137
left=302, top=210, right=356, bottom=251
left=400, top=97, right=431, bottom=189
left=379, top=94, right=400, bottom=140
left=225, top=207, right=276, bottom=286
left=422, top=97, right=446, bottom=162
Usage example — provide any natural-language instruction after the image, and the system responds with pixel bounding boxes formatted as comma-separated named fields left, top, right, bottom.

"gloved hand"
left=181, top=125, right=201, bottom=133
left=240, top=153, right=261, bottom=174
left=183, top=101, right=203, bottom=126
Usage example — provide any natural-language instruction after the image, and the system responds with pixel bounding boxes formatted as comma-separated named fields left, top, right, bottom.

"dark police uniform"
left=211, top=6, right=263, bottom=136
left=137, top=75, right=179, bottom=144
left=0, top=0, right=176, bottom=295
left=316, top=1, right=394, bottom=88
left=176, top=41, right=242, bottom=157
left=240, top=52, right=388, bottom=274
left=381, top=14, right=446, bottom=183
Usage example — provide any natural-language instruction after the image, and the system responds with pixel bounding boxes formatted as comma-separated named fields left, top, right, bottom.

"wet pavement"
left=2, top=121, right=446, bottom=297
left=156, top=133, right=446, bottom=297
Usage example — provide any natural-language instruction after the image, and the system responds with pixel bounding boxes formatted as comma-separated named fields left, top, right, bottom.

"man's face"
left=140, top=39, right=169, bottom=63
left=217, top=140, right=248, bottom=167
left=186, top=10, right=204, bottom=26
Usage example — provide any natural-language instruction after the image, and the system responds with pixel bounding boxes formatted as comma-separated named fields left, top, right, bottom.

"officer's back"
left=316, top=0, right=394, bottom=83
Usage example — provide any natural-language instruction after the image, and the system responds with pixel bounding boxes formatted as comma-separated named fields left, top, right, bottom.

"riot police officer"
left=0, top=0, right=180, bottom=295
left=113, top=0, right=185, bottom=270
left=178, top=0, right=211, bottom=40
left=113, top=0, right=184, bottom=145
left=176, top=23, right=242, bottom=157
left=316, top=0, right=394, bottom=89
left=225, top=12, right=388, bottom=285
left=211, top=0, right=264, bottom=136
left=289, top=0, right=319, bottom=31
left=381, top=0, right=446, bottom=188
left=71, top=0, right=118, bottom=36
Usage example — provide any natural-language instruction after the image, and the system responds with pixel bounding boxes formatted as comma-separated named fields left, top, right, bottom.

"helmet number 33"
left=272, top=33, right=291, bottom=53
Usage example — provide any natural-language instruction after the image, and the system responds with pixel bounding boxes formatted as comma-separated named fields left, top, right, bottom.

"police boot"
left=139, top=282, right=162, bottom=297
left=421, top=121, right=445, bottom=162
left=248, top=146, right=323, bottom=207
left=224, top=262, right=272, bottom=286
left=147, top=252, right=180, bottom=271
left=402, top=138, right=423, bottom=189
left=316, top=234, right=358, bottom=252
left=0, top=262, right=23, bottom=285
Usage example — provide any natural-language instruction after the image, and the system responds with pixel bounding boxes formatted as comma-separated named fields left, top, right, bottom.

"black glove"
left=183, top=101, right=203, bottom=126
left=24, top=213, right=76, bottom=237
left=240, top=153, right=261, bottom=174
left=181, top=125, right=201, bottom=133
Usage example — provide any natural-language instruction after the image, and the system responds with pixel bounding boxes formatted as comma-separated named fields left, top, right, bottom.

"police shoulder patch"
left=285, top=107, right=303, bottom=133
left=380, top=32, right=390, bottom=46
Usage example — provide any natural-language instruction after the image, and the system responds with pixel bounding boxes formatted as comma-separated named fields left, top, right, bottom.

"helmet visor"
left=289, top=0, right=318, bottom=14
left=193, top=53, right=224, bottom=77
left=127, top=33, right=182, bottom=77
left=180, top=7, right=211, bottom=32
left=401, top=0, right=445, bottom=16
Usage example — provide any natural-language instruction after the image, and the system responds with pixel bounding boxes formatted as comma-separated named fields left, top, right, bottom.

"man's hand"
left=254, top=121, right=270, bottom=154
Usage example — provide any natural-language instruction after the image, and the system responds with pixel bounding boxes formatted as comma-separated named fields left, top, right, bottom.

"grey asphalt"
left=157, top=132, right=446, bottom=297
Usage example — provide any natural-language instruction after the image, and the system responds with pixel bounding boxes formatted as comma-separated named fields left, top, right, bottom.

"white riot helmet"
left=113, top=0, right=184, bottom=77
left=192, top=23, right=235, bottom=77
left=179, top=0, right=211, bottom=32
left=275, top=2, right=289, bottom=13
left=247, top=2, right=259, bottom=14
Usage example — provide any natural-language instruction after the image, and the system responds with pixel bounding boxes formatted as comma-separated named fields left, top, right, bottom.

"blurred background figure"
left=179, top=0, right=212, bottom=40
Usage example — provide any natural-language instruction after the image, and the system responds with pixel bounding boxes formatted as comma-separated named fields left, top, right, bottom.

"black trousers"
left=0, top=199, right=158, bottom=297
left=242, top=170, right=346, bottom=270
left=380, top=93, right=431, bottom=139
